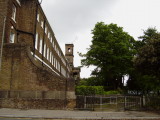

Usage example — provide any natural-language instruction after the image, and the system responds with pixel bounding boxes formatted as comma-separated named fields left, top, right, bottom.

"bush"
left=76, top=86, right=104, bottom=95
left=104, top=90, right=120, bottom=95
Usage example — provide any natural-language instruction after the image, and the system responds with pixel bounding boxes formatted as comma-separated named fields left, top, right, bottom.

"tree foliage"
left=79, top=77, right=104, bottom=86
left=81, top=22, right=136, bottom=90
left=127, top=28, right=160, bottom=93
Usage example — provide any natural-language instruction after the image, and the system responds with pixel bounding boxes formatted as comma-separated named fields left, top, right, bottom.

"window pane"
left=43, top=43, right=46, bottom=57
left=12, top=4, right=16, bottom=21
left=41, top=21, right=44, bottom=28
left=47, top=48, right=49, bottom=60
left=10, top=32, right=15, bottom=43
left=37, top=13, right=39, bottom=22
left=39, top=38, right=43, bottom=54
left=35, top=33, right=38, bottom=49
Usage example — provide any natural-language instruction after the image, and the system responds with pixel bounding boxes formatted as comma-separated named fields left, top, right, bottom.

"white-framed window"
left=52, top=55, right=54, bottom=65
left=56, top=61, right=58, bottom=70
left=10, top=31, right=15, bottom=43
left=39, top=38, right=43, bottom=54
left=35, top=33, right=38, bottom=49
left=47, top=48, right=49, bottom=60
left=41, top=20, right=44, bottom=28
left=11, top=4, right=16, bottom=22
left=37, top=13, right=39, bottom=22
left=43, top=43, right=46, bottom=57
left=54, top=58, right=56, bottom=68
left=45, top=26, right=47, bottom=34
left=50, top=51, right=52, bottom=63
left=48, top=32, right=50, bottom=39
left=50, top=37, right=52, bottom=43
left=58, top=62, right=60, bottom=72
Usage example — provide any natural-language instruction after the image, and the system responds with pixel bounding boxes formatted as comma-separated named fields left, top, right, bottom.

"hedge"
left=76, top=86, right=104, bottom=95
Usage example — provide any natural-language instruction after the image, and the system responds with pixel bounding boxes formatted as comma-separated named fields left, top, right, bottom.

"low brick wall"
left=0, top=44, right=76, bottom=109
left=0, top=90, right=66, bottom=99
left=0, top=98, right=77, bottom=110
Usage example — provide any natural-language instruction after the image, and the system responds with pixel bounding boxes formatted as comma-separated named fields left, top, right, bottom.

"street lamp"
left=0, top=15, right=6, bottom=71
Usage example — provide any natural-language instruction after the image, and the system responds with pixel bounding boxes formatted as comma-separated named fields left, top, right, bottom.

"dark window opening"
left=68, top=48, right=71, bottom=52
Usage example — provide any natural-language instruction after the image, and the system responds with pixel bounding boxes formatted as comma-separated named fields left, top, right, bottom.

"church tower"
left=65, top=44, right=74, bottom=68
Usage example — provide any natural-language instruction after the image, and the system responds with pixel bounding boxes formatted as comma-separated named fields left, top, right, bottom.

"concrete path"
left=0, top=108, right=160, bottom=119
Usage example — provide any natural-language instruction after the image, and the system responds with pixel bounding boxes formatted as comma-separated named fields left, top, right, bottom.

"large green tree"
left=81, top=22, right=136, bottom=90
left=129, top=28, right=160, bottom=93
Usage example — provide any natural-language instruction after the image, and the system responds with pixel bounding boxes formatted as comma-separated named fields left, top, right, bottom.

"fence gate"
left=124, top=96, right=142, bottom=110
left=76, top=96, right=95, bottom=110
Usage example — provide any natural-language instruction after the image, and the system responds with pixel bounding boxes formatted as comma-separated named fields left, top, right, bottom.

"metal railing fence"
left=76, top=95, right=160, bottom=111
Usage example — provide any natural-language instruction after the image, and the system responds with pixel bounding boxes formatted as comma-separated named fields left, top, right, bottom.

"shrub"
left=76, top=86, right=104, bottom=95
left=104, top=90, right=120, bottom=95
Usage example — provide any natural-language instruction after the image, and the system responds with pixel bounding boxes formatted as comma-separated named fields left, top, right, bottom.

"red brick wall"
left=0, top=43, right=75, bottom=109
left=0, top=43, right=68, bottom=91
left=0, top=0, right=76, bottom=108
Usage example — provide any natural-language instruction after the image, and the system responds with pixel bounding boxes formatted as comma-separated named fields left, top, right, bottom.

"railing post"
left=143, top=95, right=146, bottom=107
left=100, top=96, right=102, bottom=110
left=124, top=96, right=127, bottom=110
left=140, top=97, right=142, bottom=108
left=84, top=96, right=86, bottom=109
left=116, top=96, right=118, bottom=109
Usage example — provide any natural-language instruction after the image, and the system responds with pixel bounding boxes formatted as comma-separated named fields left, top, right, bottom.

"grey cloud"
left=41, top=0, right=117, bottom=43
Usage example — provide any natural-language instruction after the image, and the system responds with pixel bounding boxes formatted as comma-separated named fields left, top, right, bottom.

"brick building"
left=0, top=0, right=80, bottom=109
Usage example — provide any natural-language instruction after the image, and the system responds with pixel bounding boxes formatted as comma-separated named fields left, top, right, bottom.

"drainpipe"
left=0, top=16, right=6, bottom=71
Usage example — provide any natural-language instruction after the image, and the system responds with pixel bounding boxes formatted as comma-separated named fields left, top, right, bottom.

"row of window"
left=36, top=12, right=69, bottom=69
left=35, top=33, right=62, bottom=73
left=35, top=31, right=71, bottom=77
left=37, top=13, right=63, bottom=57
left=36, top=11, right=70, bottom=77
left=8, top=1, right=70, bottom=77
left=35, top=33, right=58, bottom=56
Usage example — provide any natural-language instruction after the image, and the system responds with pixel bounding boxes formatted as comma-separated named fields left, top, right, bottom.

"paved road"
left=0, top=108, right=160, bottom=119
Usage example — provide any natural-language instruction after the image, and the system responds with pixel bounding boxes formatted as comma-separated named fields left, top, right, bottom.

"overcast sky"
left=41, top=0, right=160, bottom=78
